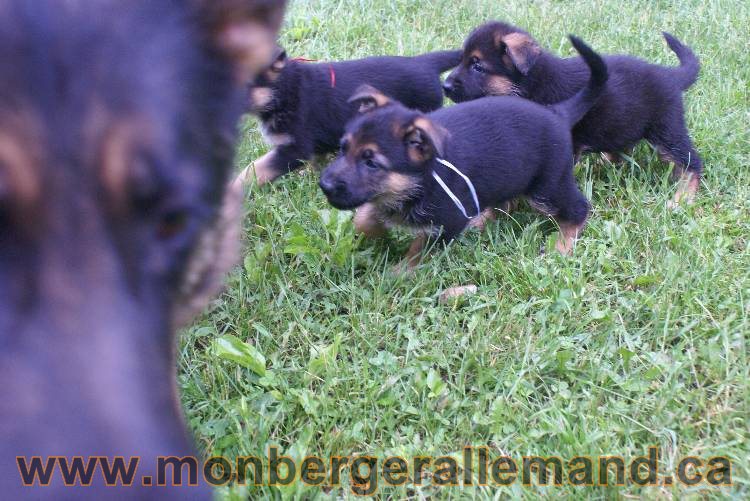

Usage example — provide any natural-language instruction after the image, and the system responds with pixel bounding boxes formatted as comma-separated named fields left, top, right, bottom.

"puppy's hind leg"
left=529, top=173, right=590, bottom=256
left=647, top=111, right=702, bottom=207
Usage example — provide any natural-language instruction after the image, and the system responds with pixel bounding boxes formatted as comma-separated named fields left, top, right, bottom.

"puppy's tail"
left=417, top=50, right=463, bottom=73
left=663, top=32, right=699, bottom=90
left=553, top=36, right=608, bottom=128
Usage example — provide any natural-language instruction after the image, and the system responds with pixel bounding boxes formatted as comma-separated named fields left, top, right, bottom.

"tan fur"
left=383, top=172, right=417, bottom=196
left=502, top=32, right=539, bottom=53
left=656, top=146, right=700, bottom=207
left=555, top=220, right=586, bottom=256
left=413, top=118, right=446, bottom=152
left=439, top=285, right=478, bottom=304
left=172, top=176, right=244, bottom=328
left=669, top=169, right=700, bottom=207
left=0, top=132, right=40, bottom=209
left=470, top=50, right=484, bottom=61
left=353, top=203, right=387, bottom=238
left=405, top=117, right=448, bottom=163
left=198, top=0, right=287, bottom=83
left=498, top=199, right=519, bottom=214
left=365, top=172, right=419, bottom=211
left=467, top=208, right=497, bottom=231
left=251, top=87, right=274, bottom=110
left=98, top=120, right=155, bottom=213
left=393, top=233, right=427, bottom=275
left=349, top=84, right=392, bottom=112
left=527, top=196, right=559, bottom=217
left=260, top=124, right=293, bottom=146
left=217, top=22, right=276, bottom=82
left=346, top=142, right=391, bottom=170
left=500, top=32, right=541, bottom=72
left=352, top=142, right=380, bottom=158
left=601, top=152, right=622, bottom=164
left=485, top=75, right=514, bottom=95
left=235, top=149, right=280, bottom=188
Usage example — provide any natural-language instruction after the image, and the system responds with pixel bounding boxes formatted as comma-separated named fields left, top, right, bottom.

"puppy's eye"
left=156, top=209, right=190, bottom=241
left=361, top=150, right=378, bottom=169
left=471, top=60, right=485, bottom=73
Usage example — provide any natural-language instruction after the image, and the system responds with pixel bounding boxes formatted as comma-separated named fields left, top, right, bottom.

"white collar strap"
left=431, top=157, right=481, bottom=219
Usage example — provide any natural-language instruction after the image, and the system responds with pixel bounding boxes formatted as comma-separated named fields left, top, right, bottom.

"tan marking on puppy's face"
left=97, top=119, right=158, bottom=214
left=349, top=85, right=393, bottom=114
left=0, top=132, right=40, bottom=211
left=199, top=0, right=288, bottom=83
left=384, top=172, right=416, bottom=194
left=365, top=171, right=419, bottom=210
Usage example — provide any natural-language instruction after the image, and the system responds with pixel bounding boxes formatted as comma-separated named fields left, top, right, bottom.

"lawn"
left=178, top=0, right=749, bottom=498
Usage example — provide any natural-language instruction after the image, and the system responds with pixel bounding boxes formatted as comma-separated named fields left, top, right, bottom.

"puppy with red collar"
left=238, top=47, right=462, bottom=186
left=320, top=37, right=608, bottom=270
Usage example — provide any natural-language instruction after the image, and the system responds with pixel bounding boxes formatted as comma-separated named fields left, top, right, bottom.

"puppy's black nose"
left=319, top=177, right=343, bottom=197
left=442, top=81, right=454, bottom=94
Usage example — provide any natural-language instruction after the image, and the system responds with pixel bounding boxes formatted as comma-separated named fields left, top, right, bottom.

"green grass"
left=179, top=0, right=750, bottom=498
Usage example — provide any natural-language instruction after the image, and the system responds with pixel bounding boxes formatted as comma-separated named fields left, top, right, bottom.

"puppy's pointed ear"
left=348, top=85, right=393, bottom=114
left=496, top=31, right=541, bottom=75
left=193, top=0, right=288, bottom=83
left=403, top=117, right=447, bottom=164
left=270, top=46, right=287, bottom=73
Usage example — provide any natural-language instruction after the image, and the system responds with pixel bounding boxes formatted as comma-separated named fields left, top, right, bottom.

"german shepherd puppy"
left=0, top=0, right=286, bottom=498
left=236, top=49, right=462, bottom=186
left=444, top=21, right=702, bottom=206
left=320, top=37, right=607, bottom=269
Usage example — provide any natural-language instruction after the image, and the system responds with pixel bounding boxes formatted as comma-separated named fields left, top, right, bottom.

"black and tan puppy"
left=0, top=0, right=286, bottom=498
left=237, top=48, right=462, bottom=186
left=320, top=37, right=607, bottom=269
left=444, top=22, right=702, bottom=206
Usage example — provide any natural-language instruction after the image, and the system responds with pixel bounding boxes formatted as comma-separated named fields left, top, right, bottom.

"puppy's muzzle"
left=319, top=175, right=345, bottom=199
left=442, top=74, right=461, bottom=99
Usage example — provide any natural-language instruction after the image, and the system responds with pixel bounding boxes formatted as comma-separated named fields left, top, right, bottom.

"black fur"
left=0, top=0, right=285, bottom=497
left=444, top=22, right=702, bottom=195
left=320, top=37, right=607, bottom=258
left=247, top=49, right=462, bottom=184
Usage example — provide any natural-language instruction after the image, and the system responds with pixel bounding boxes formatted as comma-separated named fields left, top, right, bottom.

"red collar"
left=291, top=57, right=336, bottom=88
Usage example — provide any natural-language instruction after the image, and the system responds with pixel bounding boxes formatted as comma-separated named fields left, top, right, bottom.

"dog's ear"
left=495, top=31, right=541, bottom=75
left=193, top=0, right=288, bottom=83
left=270, top=46, right=287, bottom=73
left=403, top=117, right=447, bottom=164
left=348, top=85, right=393, bottom=114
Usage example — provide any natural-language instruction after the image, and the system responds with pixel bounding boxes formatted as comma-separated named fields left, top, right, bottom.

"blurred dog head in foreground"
left=0, top=0, right=285, bottom=497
